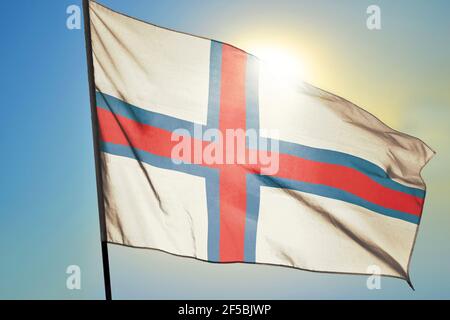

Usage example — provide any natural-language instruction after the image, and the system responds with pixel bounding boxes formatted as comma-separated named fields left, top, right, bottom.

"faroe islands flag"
left=87, top=1, right=434, bottom=283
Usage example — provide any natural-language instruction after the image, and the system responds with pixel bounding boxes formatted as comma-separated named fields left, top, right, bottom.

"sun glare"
left=250, top=46, right=306, bottom=83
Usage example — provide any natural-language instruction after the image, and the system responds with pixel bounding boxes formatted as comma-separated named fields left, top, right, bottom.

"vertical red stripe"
left=219, top=45, right=247, bottom=132
left=219, top=168, right=247, bottom=261
left=218, top=45, right=248, bottom=261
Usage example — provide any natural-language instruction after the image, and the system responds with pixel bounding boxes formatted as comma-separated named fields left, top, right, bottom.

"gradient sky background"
left=0, top=0, right=449, bottom=299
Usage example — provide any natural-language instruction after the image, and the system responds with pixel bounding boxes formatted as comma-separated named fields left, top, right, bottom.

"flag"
left=87, top=1, right=434, bottom=282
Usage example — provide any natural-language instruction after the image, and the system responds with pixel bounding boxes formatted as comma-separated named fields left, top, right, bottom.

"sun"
left=249, top=46, right=307, bottom=83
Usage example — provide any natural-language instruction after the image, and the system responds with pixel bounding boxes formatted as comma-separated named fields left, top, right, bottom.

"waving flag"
left=86, top=1, right=434, bottom=283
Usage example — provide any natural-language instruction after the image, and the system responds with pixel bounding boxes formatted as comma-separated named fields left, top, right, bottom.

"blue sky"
left=0, top=0, right=449, bottom=299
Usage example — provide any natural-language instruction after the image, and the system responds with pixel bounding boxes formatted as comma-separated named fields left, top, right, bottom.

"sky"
left=0, top=0, right=449, bottom=299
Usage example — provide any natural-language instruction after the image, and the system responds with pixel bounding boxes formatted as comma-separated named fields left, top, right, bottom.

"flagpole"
left=82, top=0, right=113, bottom=300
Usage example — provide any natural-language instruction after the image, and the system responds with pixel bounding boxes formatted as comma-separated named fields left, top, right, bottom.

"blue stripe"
left=205, top=176, right=220, bottom=262
left=257, top=175, right=420, bottom=224
left=278, top=140, right=426, bottom=198
left=96, top=92, right=203, bottom=137
left=243, top=54, right=261, bottom=262
left=245, top=54, right=260, bottom=132
left=244, top=174, right=261, bottom=262
left=205, top=41, right=223, bottom=260
left=101, top=141, right=218, bottom=179
left=259, top=139, right=425, bottom=199
left=206, top=41, right=222, bottom=129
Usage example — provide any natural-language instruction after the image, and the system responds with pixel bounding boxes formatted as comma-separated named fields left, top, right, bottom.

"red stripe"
left=274, top=152, right=423, bottom=216
left=97, top=107, right=207, bottom=163
left=98, top=107, right=423, bottom=218
left=219, top=168, right=247, bottom=261
left=218, top=45, right=248, bottom=262
left=98, top=106, right=423, bottom=218
left=241, top=150, right=423, bottom=216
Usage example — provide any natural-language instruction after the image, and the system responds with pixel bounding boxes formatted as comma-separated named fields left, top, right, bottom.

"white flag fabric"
left=88, top=1, right=434, bottom=281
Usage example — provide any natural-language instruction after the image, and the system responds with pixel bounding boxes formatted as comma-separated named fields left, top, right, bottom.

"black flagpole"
left=82, top=0, right=113, bottom=300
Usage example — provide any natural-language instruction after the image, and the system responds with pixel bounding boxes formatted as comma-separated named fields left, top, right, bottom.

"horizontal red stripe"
left=97, top=106, right=422, bottom=217
left=97, top=107, right=207, bottom=162
left=273, top=152, right=423, bottom=216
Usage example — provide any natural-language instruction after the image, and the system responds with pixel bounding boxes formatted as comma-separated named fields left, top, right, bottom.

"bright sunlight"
left=250, top=46, right=307, bottom=83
